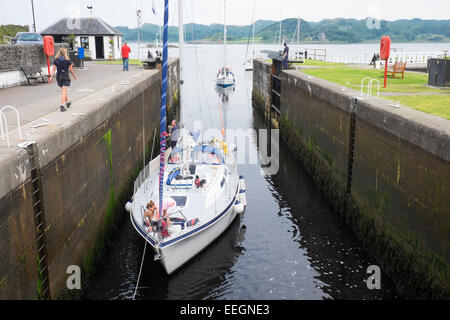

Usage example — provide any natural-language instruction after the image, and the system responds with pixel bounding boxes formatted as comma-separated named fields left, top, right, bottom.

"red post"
left=43, top=36, right=54, bottom=81
left=46, top=56, right=50, bottom=75
left=380, top=36, right=391, bottom=89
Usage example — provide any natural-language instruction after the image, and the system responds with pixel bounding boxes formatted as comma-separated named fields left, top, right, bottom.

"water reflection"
left=252, top=110, right=398, bottom=299
left=215, top=84, right=236, bottom=102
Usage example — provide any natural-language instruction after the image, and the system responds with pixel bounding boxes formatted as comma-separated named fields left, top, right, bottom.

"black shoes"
left=60, top=102, right=71, bottom=112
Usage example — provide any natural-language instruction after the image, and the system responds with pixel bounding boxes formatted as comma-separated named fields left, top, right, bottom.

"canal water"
left=83, top=44, right=398, bottom=300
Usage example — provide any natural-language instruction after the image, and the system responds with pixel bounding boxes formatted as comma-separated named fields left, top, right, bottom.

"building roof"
left=40, top=17, right=123, bottom=36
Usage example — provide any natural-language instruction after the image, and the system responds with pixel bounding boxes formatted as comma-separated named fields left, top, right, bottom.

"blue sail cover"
left=193, top=145, right=224, bottom=164
left=159, top=0, right=170, bottom=216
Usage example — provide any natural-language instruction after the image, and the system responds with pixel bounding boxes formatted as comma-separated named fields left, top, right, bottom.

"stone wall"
left=0, top=43, right=69, bottom=72
left=0, top=60, right=180, bottom=299
left=252, top=59, right=450, bottom=298
left=252, top=59, right=272, bottom=118
left=0, top=43, right=69, bottom=89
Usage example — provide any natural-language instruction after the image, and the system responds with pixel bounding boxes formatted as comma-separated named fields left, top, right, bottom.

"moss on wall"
left=277, top=90, right=450, bottom=299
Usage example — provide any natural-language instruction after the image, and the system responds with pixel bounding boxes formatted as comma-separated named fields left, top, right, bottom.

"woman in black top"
left=49, top=48, right=77, bottom=112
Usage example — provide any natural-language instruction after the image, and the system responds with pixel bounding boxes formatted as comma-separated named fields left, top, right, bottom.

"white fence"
left=323, top=51, right=447, bottom=64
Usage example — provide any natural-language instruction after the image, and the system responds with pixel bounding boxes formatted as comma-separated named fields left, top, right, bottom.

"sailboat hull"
left=130, top=189, right=240, bottom=275
left=216, top=77, right=235, bottom=88
left=159, top=197, right=238, bottom=274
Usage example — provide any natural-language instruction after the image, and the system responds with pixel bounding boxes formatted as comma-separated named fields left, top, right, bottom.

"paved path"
left=0, top=62, right=142, bottom=132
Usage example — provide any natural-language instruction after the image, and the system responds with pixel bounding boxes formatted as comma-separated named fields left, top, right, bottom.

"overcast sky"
left=0, top=0, right=449, bottom=31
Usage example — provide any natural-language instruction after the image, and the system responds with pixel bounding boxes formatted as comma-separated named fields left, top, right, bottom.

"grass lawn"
left=387, top=95, right=450, bottom=120
left=301, top=65, right=450, bottom=119
left=302, top=66, right=450, bottom=93
left=96, top=59, right=143, bottom=66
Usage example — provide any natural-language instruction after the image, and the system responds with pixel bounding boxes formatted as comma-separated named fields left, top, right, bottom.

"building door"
left=95, top=36, right=104, bottom=59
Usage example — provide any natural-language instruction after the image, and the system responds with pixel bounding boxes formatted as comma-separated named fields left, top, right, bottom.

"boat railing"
left=133, top=149, right=171, bottom=197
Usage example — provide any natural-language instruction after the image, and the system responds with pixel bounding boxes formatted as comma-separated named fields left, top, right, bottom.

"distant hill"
left=117, top=18, right=450, bottom=44
left=0, top=25, right=29, bottom=44
left=116, top=19, right=274, bottom=43
left=258, top=18, right=450, bottom=43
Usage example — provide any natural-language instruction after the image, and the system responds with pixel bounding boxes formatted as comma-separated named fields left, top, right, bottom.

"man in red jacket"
left=121, top=41, right=131, bottom=71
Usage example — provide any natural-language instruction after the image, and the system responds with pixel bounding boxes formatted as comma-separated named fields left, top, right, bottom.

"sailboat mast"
left=223, top=0, right=227, bottom=68
left=159, top=0, right=170, bottom=215
left=252, top=21, right=255, bottom=55
left=279, top=13, right=282, bottom=45
left=178, top=0, right=184, bottom=127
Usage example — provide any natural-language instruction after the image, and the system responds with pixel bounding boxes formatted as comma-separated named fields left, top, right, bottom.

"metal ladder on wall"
left=345, top=98, right=357, bottom=196
left=20, top=141, right=51, bottom=300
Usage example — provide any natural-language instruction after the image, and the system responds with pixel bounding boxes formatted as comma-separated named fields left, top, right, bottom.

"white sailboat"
left=244, top=0, right=256, bottom=71
left=142, top=7, right=163, bottom=62
left=216, top=0, right=236, bottom=90
left=126, top=0, right=246, bottom=275
left=290, top=15, right=304, bottom=63
left=244, top=23, right=255, bottom=71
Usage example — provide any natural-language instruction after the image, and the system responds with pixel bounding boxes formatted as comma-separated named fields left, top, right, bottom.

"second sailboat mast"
left=223, top=0, right=227, bottom=68
left=178, top=0, right=185, bottom=127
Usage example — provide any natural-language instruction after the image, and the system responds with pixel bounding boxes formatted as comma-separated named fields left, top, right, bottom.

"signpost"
left=380, top=36, right=391, bottom=88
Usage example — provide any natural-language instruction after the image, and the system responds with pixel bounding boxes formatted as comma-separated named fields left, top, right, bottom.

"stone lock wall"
left=252, top=58, right=450, bottom=298
left=0, top=60, right=179, bottom=299
left=252, top=59, right=272, bottom=118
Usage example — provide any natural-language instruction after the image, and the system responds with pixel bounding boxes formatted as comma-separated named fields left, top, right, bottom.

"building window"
left=117, top=37, right=120, bottom=49
left=80, top=37, right=89, bottom=49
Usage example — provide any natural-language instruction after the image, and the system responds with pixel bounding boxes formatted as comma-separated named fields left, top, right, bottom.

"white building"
left=40, top=17, right=123, bottom=60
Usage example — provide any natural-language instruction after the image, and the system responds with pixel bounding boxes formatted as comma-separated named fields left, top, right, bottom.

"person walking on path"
left=49, top=47, right=77, bottom=112
left=283, top=42, right=289, bottom=70
left=121, top=41, right=131, bottom=71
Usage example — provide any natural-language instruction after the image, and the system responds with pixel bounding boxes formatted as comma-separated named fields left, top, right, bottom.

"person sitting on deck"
left=143, top=200, right=158, bottom=227
left=144, top=198, right=176, bottom=235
